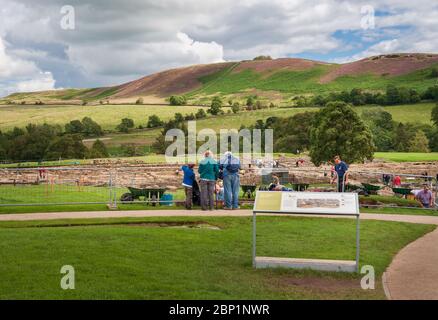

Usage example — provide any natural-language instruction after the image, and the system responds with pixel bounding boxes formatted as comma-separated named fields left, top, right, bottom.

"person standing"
left=181, top=163, right=195, bottom=209
left=393, top=175, right=402, bottom=187
left=331, top=155, right=349, bottom=192
left=198, top=151, right=219, bottom=211
left=220, top=151, right=241, bottom=210
left=416, top=185, right=434, bottom=208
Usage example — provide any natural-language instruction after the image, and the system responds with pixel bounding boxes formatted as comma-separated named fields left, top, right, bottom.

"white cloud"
left=0, top=36, right=55, bottom=97
left=1, top=0, right=438, bottom=93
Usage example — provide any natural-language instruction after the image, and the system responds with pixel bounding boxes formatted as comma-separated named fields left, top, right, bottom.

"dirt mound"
left=232, top=58, right=330, bottom=74
left=111, top=62, right=235, bottom=98
left=320, top=53, right=438, bottom=83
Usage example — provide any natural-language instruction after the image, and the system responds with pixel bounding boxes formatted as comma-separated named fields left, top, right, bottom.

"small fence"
left=0, top=165, right=437, bottom=211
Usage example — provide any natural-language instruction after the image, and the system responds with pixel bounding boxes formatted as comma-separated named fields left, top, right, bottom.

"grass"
left=189, top=64, right=438, bottom=98
left=0, top=183, right=436, bottom=216
left=0, top=215, right=434, bottom=299
left=0, top=104, right=206, bottom=131
left=375, top=152, right=438, bottom=162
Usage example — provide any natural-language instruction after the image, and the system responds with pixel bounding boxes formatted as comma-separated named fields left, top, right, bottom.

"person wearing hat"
left=181, top=163, right=196, bottom=209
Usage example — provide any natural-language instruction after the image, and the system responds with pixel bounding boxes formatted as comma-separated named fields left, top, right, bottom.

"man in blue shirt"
left=220, top=151, right=241, bottom=210
left=332, top=155, right=349, bottom=192
left=181, top=163, right=195, bottom=209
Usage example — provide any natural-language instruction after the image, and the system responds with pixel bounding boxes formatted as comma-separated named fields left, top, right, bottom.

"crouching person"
left=181, top=163, right=195, bottom=209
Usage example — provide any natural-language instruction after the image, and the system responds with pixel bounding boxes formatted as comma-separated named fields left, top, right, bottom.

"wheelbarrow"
left=392, top=187, right=412, bottom=199
left=121, top=187, right=167, bottom=205
left=362, top=183, right=381, bottom=194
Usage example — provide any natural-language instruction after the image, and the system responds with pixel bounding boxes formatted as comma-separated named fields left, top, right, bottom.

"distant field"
left=374, top=152, right=438, bottom=162
left=0, top=104, right=206, bottom=131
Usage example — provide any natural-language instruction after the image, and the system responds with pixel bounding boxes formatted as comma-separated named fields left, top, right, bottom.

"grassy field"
left=0, top=104, right=207, bottom=131
left=374, top=152, right=438, bottom=162
left=0, top=101, right=434, bottom=133
left=0, top=215, right=434, bottom=299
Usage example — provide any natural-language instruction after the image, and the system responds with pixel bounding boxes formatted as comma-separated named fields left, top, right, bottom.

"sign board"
left=254, top=191, right=359, bottom=216
left=252, top=191, right=360, bottom=272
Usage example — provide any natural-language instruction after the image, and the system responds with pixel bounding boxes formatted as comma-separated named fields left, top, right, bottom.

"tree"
left=45, top=134, right=87, bottom=160
left=184, top=113, right=195, bottom=121
left=135, top=97, right=144, bottom=105
left=174, top=113, right=184, bottom=123
left=195, top=109, right=207, bottom=119
left=309, top=101, right=375, bottom=165
left=386, top=85, right=400, bottom=105
left=273, top=112, right=315, bottom=153
left=169, top=95, right=187, bottom=106
left=231, top=102, right=240, bottom=114
left=408, top=130, right=430, bottom=153
left=422, top=85, right=438, bottom=101
left=393, top=123, right=413, bottom=151
left=361, top=108, right=394, bottom=131
left=117, top=118, right=135, bottom=133
left=208, top=97, right=222, bottom=115
left=253, top=55, right=272, bottom=60
left=82, top=117, right=103, bottom=137
left=147, top=115, right=163, bottom=128
left=65, top=120, right=85, bottom=134
left=121, top=143, right=143, bottom=157
left=432, top=103, right=438, bottom=127
left=89, top=139, right=109, bottom=158
left=350, top=88, right=366, bottom=106
left=246, top=96, right=256, bottom=107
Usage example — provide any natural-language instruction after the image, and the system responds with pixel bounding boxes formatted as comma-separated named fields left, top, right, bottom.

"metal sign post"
left=252, top=191, right=360, bottom=273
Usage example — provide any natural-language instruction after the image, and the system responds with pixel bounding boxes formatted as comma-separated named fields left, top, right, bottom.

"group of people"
left=181, top=151, right=241, bottom=211
left=180, top=153, right=437, bottom=210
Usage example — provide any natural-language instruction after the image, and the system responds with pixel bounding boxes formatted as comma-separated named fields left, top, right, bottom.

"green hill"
left=2, top=53, right=438, bottom=106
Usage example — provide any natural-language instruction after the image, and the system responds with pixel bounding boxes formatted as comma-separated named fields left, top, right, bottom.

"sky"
left=0, top=0, right=437, bottom=97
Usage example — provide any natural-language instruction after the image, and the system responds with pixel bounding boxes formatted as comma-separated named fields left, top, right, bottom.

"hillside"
left=2, top=53, right=438, bottom=105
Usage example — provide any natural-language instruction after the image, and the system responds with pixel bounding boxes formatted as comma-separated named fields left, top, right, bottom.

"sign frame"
left=252, top=191, right=360, bottom=273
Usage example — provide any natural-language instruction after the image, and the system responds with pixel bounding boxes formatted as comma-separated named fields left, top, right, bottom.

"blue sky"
left=1, top=0, right=438, bottom=97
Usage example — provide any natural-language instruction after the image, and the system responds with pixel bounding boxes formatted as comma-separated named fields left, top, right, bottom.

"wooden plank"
left=255, top=256, right=357, bottom=273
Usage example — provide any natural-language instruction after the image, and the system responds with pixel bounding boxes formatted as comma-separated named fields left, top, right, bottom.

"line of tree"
left=295, top=84, right=438, bottom=108
left=0, top=122, right=109, bottom=161
left=244, top=101, right=438, bottom=165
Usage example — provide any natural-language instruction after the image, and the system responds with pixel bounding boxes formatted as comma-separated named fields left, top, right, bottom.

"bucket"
left=160, top=194, right=174, bottom=206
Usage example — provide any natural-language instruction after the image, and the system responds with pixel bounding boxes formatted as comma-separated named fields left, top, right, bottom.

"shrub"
left=117, top=118, right=135, bottom=133
left=169, top=95, right=187, bottom=106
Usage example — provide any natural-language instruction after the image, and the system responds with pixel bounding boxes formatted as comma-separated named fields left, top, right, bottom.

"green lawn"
left=375, top=152, right=438, bottom=162
left=0, top=215, right=433, bottom=299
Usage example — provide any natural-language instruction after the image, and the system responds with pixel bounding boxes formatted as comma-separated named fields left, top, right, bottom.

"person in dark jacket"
left=331, top=155, right=349, bottom=192
left=181, top=163, right=195, bottom=209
